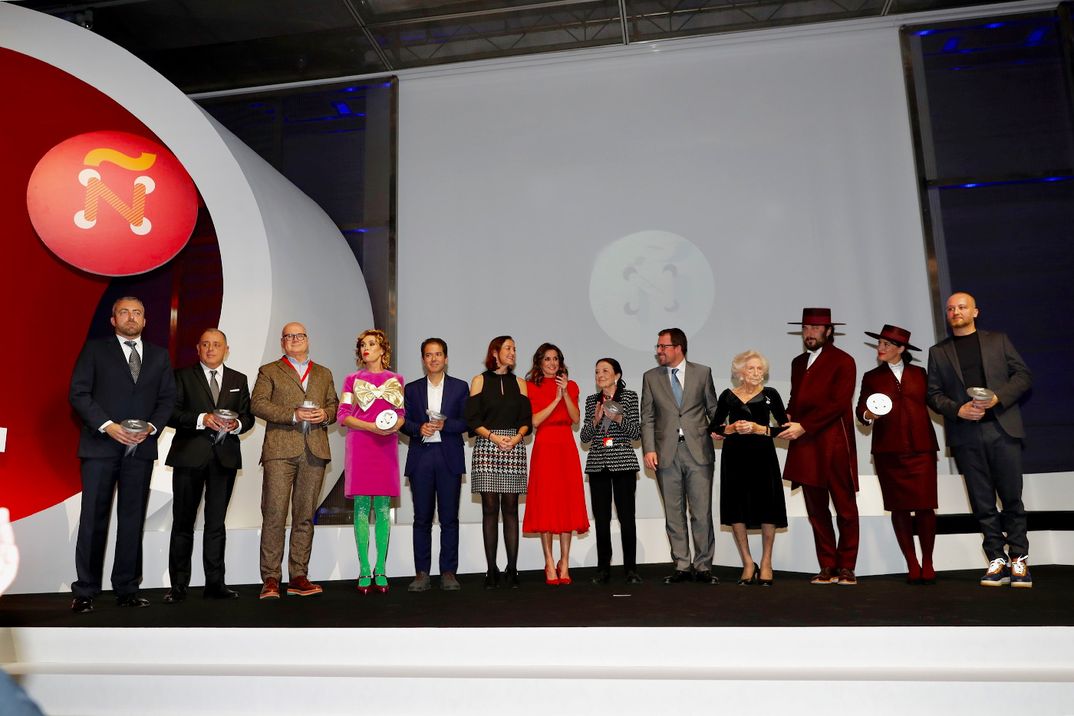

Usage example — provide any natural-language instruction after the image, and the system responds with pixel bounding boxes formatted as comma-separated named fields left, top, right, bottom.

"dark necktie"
left=125, top=341, right=141, bottom=382
left=671, top=367, right=683, bottom=407
left=209, top=369, right=220, bottom=404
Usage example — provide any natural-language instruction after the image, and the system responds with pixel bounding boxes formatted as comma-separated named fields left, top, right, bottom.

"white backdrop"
left=395, top=25, right=937, bottom=525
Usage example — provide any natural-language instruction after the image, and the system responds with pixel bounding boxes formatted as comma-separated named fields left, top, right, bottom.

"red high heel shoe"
left=545, top=564, right=560, bottom=586
left=920, top=563, right=936, bottom=585
left=557, top=560, right=572, bottom=585
left=373, top=574, right=389, bottom=594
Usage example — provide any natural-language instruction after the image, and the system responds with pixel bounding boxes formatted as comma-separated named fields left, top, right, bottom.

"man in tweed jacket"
left=251, top=322, right=338, bottom=599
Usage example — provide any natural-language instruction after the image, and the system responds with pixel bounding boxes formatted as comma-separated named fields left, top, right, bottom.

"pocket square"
left=229, top=388, right=240, bottom=392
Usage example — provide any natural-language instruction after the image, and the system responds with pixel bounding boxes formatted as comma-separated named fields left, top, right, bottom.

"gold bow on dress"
left=346, top=377, right=404, bottom=411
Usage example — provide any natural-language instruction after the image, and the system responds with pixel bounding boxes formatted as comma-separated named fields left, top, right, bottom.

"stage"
left=3, top=564, right=1074, bottom=715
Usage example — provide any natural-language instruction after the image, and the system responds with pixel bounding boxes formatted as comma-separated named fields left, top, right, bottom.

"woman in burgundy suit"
left=855, top=325, right=940, bottom=584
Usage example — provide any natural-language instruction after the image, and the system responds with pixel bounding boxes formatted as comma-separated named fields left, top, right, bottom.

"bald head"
left=281, top=322, right=309, bottom=360
left=945, top=292, right=979, bottom=336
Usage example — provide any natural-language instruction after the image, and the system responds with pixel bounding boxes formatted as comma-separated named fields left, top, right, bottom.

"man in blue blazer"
left=400, top=338, right=469, bottom=591
left=927, top=292, right=1033, bottom=588
left=68, top=297, right=177, bottom=613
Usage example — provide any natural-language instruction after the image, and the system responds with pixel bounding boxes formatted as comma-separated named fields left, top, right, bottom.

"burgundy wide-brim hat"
left=788, top=307, right=845, bottom=326
left=864, top=324, right=920, bottom=351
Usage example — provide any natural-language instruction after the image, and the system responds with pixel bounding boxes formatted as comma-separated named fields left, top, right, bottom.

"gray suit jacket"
left=926, top=329, right=1032, bottom=446
left=641, top=360, right=718, bottom=466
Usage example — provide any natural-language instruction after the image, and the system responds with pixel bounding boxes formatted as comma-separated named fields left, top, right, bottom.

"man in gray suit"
left=641, top=328, right=719, bottom=584
left=927, top=292, right=1033, bottom=588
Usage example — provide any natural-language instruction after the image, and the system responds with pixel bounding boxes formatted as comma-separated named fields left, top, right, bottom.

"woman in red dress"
left=856, top=324, right=940, bottom=584
left=523, top=343, right=589, bottom=585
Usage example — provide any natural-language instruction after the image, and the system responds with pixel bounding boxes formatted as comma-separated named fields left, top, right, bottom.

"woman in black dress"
left=708, top=350, right=787, bottom=586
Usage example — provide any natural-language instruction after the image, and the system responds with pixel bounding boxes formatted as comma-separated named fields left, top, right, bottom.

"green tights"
left=354, top=495, right=391, bottom=587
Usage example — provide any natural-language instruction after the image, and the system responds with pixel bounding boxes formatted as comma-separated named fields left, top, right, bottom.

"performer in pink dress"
left=523, top=343, right=589, bottom=586
left=337, top=329, right=404, bottom=594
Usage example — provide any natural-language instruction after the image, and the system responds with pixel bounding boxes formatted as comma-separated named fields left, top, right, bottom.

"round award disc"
left=376, top=409, right=399, bottom=430
left=966, top=387, right=995, bottom=402
left=866, top=393, right=892, bottom=416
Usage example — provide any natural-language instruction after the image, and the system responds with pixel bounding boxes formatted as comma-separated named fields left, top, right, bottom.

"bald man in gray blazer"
left=641, top=328, right=719, bottom=584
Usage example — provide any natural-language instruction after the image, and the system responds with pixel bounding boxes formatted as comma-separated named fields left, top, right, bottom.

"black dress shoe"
left=664, top=569, right=693, bottom=584
left=694, top=570, right=720, bottom=585
left=591, top=569, right=610, bottom=585
left=203, top=585, right=240, bottom=600
left=625, top=570, right=643, bottom=585
left=163, top=586, right=187, bottom=603
left=116, top=594, right=150, bottom=608
left=71, top=596, right=94, bottom=614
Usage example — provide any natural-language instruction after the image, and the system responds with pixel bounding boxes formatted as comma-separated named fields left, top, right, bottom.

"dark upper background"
left=12, top=0, right=1026, bottom=93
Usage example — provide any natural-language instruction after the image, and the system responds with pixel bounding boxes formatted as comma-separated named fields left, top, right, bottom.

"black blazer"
left=401, top=375, right=469, bottom=477
left=165, top=364, right=254, bottom=470
left=69, top=336, right=177, bottom=460
left=926, top=329, right=1032, bottom=446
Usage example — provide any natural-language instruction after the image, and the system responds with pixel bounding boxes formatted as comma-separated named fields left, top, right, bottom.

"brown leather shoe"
left=837, top=568, right=857, bottom=586
left=259, top=577, right=280, bottom=600
left=810, top=567, right=838, bottom=584
left=286, top=575, right=323, bottom=596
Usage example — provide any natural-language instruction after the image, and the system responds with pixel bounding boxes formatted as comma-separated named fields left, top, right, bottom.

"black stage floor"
left=2, top=564, right=1070, bottom=629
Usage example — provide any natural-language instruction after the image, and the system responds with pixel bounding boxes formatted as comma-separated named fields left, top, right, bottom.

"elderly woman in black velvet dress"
left=708, top=350, right=787, bottom=586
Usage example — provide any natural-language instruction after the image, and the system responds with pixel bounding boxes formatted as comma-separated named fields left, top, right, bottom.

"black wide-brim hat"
left=864, top=324, right=920, bottom=351
left=788, top=307, right=845, bottom=326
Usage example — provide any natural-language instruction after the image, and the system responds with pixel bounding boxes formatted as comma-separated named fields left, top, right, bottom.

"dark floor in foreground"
left=2, top=564, right=1069, bottom=629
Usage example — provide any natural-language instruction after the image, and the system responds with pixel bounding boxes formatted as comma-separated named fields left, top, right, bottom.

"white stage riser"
left=4, top=627, right=1074, bottom=716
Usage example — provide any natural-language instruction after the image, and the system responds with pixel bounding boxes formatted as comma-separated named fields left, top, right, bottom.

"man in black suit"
left=68, top=296, right=177, bottom=613
left=927, top=291, right=1033, bottom=588
left=163, top=329, right=253, bottom=603
left=400, top=338, right=469, bottom=592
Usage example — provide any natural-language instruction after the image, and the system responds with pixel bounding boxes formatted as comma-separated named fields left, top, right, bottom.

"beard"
left=803, top=333, right=828, bottom=351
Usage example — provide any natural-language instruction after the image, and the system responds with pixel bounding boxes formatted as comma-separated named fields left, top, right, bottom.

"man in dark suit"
left=927, top=292, right=1033, bottom=588
left=68, top=296, right=177, bottom=613
left=251, top=322, right=338, bottom=599
left=641, top=327, right=719, bottom=585
left=778, top=308, right=859, bottom=585
left=400, top=338, right=468, bottom=592
left=163, top=329, right=254, bottom=603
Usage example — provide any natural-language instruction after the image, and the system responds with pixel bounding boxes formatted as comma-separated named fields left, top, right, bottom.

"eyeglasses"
left=655, top=343, right=675, bottom=350
left=282, top=333, right=307, bottom=342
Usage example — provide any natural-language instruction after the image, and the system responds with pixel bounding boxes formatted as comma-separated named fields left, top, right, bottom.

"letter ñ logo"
left=27, top=130, right=197, bottom=276
left=74, top=148, right=158, bottom=235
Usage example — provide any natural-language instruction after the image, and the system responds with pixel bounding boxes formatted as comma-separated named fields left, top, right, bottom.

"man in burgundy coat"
left=778, top=308, right=859, bottom=585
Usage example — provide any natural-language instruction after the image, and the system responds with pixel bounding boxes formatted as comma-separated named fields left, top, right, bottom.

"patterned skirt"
left=470, top=429, right=528, bottom=494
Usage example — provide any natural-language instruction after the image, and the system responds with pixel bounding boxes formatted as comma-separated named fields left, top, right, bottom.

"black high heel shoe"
left=483, top=567, right=501, bottom=590
left=759, top=564, right=774, bottom=586
left=737, top=562, right=760, bottom=586
left=504, top=567, right=520, bottom=589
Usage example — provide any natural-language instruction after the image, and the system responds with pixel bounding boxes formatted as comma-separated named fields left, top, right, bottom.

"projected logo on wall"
left=589, top=230, right=715, bottom=351
left=26, top=130, right=197, bottom=276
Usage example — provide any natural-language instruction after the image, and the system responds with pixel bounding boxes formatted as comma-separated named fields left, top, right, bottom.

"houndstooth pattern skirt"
left=470, top=429, right=528, bottom=494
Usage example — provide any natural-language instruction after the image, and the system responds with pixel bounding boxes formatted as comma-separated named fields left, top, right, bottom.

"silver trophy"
left=212, top=409, right=239, bottom=444
left=121, top=419, right=148, bottom=457
left=600, top=398, right=623, bottom=432
left=298, top=400, right=319, bottom=434
left=967, top=387, right=995, bottom=404
left=423, top=408, right=447, bottom=442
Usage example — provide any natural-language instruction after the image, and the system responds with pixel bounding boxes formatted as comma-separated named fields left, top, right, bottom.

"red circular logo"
left=26, top=130, right=197, bottom=276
